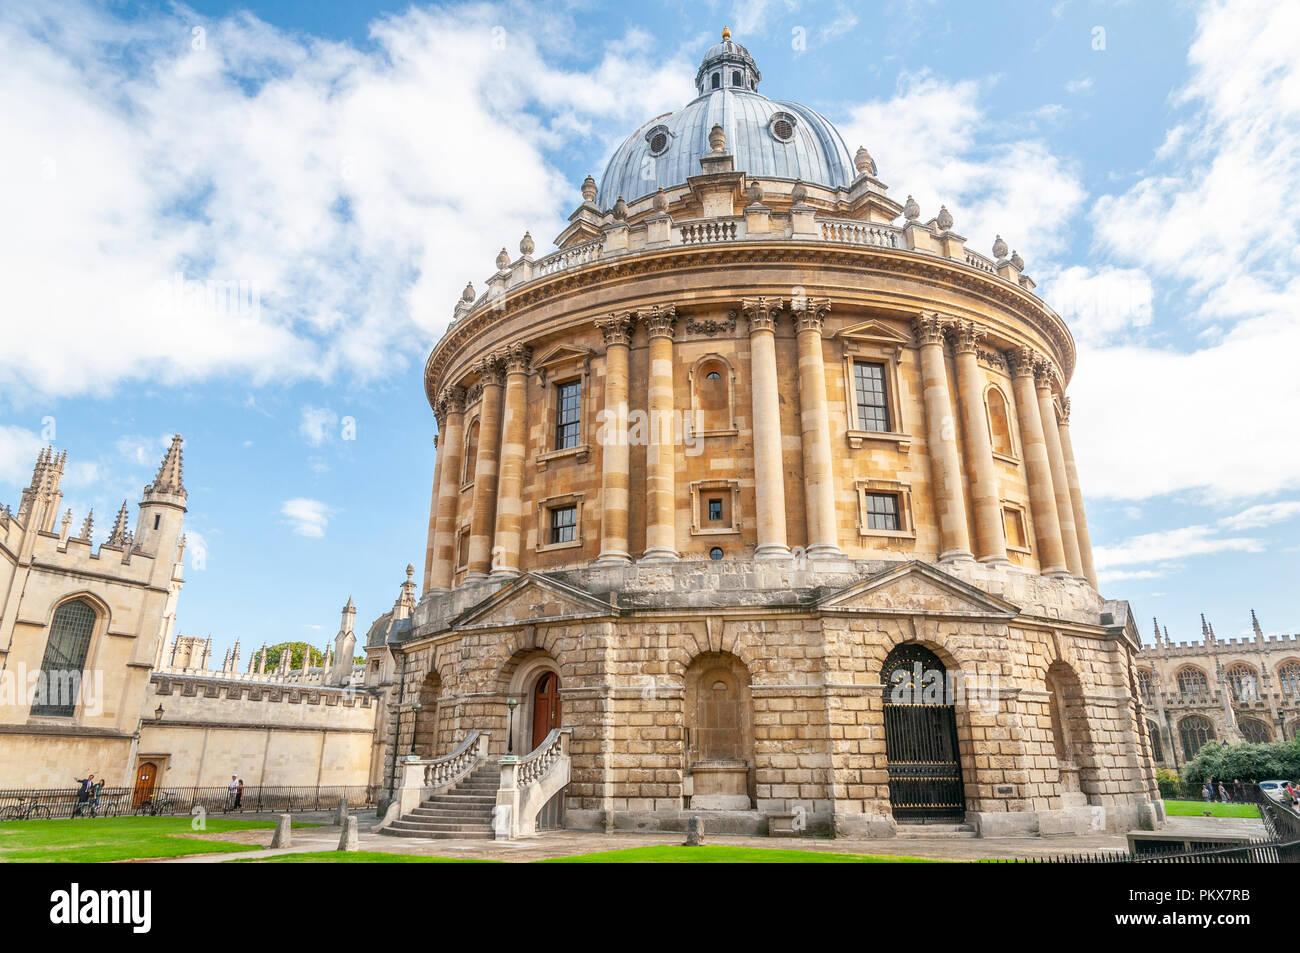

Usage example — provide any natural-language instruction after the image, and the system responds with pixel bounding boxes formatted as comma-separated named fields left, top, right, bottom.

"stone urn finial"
left=903, top=195, right=920, bottom=221
left=745, top=180, right=762, bottom=206
left=854, top=145, right=876, bottom=176
left=495, top=247, right=510, bottom=271
left=1010, top=250, right=1024, bottom=270
left=612, top=195, right=628, bottom=221
left=581, top=174, right=598, bottom=202
left=461, top=281, right=476, bottom=303
left=790, top=179, right=807, bottom=205
left=936, top=205, right=954, bottom=231
left=992, top=234, right=1008, bottom=259
left=520, top=231, right=535, bottom=256
left=652, top=188, right=668, bottom=213
left=708, top=123, right=726, bottom=153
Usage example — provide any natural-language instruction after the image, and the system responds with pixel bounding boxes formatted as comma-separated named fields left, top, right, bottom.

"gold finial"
left=721, top=26, right=731, bottom=40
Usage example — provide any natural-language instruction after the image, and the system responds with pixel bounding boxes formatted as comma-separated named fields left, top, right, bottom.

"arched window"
left=31, top=599, right=97, bottom=717
left=1278, top=661, right=1300, bottom=696
left=1146, top=720, right=1164, bottom=763
left=1179, top=715, right=1216, bottom=760
left=1226, top=664, right=1259, bottom=701
left=1136, top=668, right=1154, bottom=705
left=1239, top=718, right=1271, bottom=744
left=1176, top=667, right=1208, bottom=697
left=711, top=72, right=720, bottom=90
left=695, top=358, right=731, bottom=433
left=732, top=70, right=742, bottom=86
left=462, top=419, right=480, bottom=484
left=986, top=386, right=1014, bottom=457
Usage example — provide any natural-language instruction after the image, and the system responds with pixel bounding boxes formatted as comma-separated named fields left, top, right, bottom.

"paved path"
left=145, top=812, right=1268, bottom=863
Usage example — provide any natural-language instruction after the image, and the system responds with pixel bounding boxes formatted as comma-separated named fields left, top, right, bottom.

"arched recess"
left=502, top=651, right=563, bottom=756
left=688, top=354, right=737, bottom=436
left=413, top=670, right=443, bottom=757
left=1238, top=717, right=1271, bottom=744
left=1179, top=714, right=1216, bottom=760
left=1044, top=660, right=1101, bottom=802
left=881, top=642, right=967, bottom=822
left=1136, top=668, right=1155, bottom=705
left=31, top=594, right=105, bottom=717
left=462, top=418, right=481, bottom=484
left=683, top=651, right=754, bottom=810
left=1145, top=719, right=1165, bottom=764
left=984, top=384, right=1016, bottom=458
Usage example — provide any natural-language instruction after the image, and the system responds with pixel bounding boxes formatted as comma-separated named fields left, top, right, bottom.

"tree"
left=252, top=642, right=323, bottom=672
left=1182, top=737, right=1300, bottom=786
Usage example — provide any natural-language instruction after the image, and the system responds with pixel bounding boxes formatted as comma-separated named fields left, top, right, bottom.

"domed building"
left=368, top=31, right=1162, bottom=840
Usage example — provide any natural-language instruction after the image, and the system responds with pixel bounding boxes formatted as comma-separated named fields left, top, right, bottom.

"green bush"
left=1181, top=737, right=1300, bottom=787
left=1155, top=767, right=1181, bottom=799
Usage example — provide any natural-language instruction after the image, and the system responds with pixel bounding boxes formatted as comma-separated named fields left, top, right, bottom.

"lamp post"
left=409, top=702, right=423, bottom=757
left=153, top=704, right=164, bottom=721
left=506, top=696, right=518, bottom=755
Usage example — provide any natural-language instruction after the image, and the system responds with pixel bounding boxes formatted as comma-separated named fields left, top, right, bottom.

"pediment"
left=818, top=561, right=1019, bottom=618
left=453, top=573, right=613, bottom=629
left=532, top=343, right=595, bottom=369
left=834, top=319, right=913, bottom=346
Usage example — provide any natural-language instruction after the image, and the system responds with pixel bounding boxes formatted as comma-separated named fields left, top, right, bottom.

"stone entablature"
left=150, top=673, right=374, bottom=709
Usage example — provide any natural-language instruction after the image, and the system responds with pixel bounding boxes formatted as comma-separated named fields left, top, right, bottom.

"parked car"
left=1258, top=780, right=1292, bottom=803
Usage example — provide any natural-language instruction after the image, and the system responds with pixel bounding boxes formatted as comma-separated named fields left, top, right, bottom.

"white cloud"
left=299, top=406, right=338, bottom=447
left=1217, top=501, right=1300, bottom=531
left=838, top=72, right=1086, bottom=260
left=1093, top=524, right=1263, bottom=571
left=280, top=498, right=333, bottom=538
left=0, top=3, right=692, bottom=402
left=1041, top=266, right=1153, bottom=346
left=0, top=425, right=44, bottom=485
left=1065, top=77, right=1093, bottom=94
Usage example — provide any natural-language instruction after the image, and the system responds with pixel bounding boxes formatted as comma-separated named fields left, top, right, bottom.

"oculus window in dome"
left=596, top=29, right=856, bottom=208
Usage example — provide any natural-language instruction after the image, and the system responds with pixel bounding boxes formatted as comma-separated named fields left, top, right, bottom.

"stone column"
left=428, top=386, right=466, bottom=591
left=595, top=312, right=635, bottom=564
left=1056, top=398, right=1097, bottom=587
left=421, top=431, right=444, bottom=592
left=794, top=298, right=842, bottom=559
left=641, top=304, right=678, bottom=563
left=914, top=313, right=971, bottom=562
left=1035, top=367, right=1084, bottom=580
left=491, top=343, right=532, bottom=578
left=1008, top=348, right=1068, bottom=577
left=949, top=320, right=1007, bottom=565
left=465, top=355, right=506, bottom=580
left=742, top=297, right=790, bottom=559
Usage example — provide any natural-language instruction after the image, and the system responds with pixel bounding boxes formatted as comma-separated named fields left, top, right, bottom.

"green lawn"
left=1163, top=799, right=1261, bottom=819
left=0, top=816, right=309, bottom=863
left=245, top=850, right=497, bottom=863
left=540, top=845, right=945, bottom=863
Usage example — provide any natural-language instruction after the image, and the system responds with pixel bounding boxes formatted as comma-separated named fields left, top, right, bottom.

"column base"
left=938, top=549, right=974, bottom=563
left=1041, top=566, right=1071, bottom=579
left=593, top=550, right=633, bottom=566
left=805, top=543, right=844, bottom=561
left=489, top=567, right=521, bottom=579
left=753, top=543, right=792, bottom=560
left=639, top=548, right=679, bottom=564
left=462, top=571, right=491, bottom=583
left=976, top=555, right=1011, bottom=567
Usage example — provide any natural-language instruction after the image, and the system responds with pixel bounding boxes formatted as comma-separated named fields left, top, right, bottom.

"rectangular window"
left=1003, top=507, right=1028, bottom=550
left=708, top=499, right=723, bottom=521
left=864, top=492, right=900, bottom=531
left=555, top=380, right=582, bottom=449
left=550, top=505, right=577, bottom=545
left=853, top=361, right=890, bottom=432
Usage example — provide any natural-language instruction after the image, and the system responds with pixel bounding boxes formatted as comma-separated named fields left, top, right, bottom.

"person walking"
left=1233, top=778, right=1244, bottom=803
left=72, top=774, right=94, bottom=817
left=1217, top=779, right=1230, bottom=803
left=226, top=775, right=239, bottom=813
left=90, top=778, right=104, bottom=816
left=233, top=777, right=244, bottom=811
left=1202, top=780, right=1214, bottom=802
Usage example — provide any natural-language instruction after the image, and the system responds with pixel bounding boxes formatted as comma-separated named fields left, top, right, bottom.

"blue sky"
left=1, top=0, right=1296, bottom=659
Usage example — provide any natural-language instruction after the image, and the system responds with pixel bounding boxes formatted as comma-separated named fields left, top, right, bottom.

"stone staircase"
left=895, top=822, right=977, bottom=839
left=382, top=765, right=499, bottom=839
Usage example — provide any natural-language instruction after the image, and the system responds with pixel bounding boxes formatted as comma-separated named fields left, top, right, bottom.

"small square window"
left=550, top=505, right=577, bottom=545
left=864, top=493, right=900, bottom=531
left=708, top=499, right=723, bottom=521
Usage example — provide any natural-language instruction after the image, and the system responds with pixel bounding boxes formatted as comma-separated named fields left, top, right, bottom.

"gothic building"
left=1138, top=613, right=1300, bottom=770
left=368, top=31, right=1161, bottom=839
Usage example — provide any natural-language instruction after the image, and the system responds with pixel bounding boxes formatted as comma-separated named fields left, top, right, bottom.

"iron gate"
left=882, top=644, right=966, bottom=822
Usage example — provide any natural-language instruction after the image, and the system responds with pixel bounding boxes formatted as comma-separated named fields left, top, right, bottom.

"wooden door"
left=133, top=762, right=157, bottom=806
left=531, top=673, right=561, bottom=750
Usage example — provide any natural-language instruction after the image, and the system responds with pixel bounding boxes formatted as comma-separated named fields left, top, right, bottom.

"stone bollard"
left=685, top=815, right=704, bottom=847
left=337, top=815, right=358, bottom=852
left=336, top=797, right=348, bottom=827
left=270, top=814, right=292, bottom=849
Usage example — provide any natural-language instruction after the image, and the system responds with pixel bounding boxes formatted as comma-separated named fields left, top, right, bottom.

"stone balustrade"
left=495, top=727, right=571, bottom=839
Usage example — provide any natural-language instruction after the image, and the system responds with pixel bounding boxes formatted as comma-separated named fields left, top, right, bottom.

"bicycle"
left=0, top=797, right=53, bottom=821
left=134, top=793, right=174, bottom=816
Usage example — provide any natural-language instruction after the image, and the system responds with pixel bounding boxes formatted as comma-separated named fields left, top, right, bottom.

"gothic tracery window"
left=1239, top=718, right=1271, bottom=744
left=1226, top=664, right=1259, bottom=701
left=1176, top=666, right=1208, bottom=698
left=1136, top=668, right=1154, bottom=705
left=1279, top=661, right=1300, bottom=696
left=31, top=599, right=97, bottom=717
left=1179, top=715, right=1216, bottom=760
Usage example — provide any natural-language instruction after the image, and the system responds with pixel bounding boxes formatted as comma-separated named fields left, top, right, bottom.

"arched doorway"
left=133, top=762, right=157, bottom=807
left=413, top=671, right=442, bottom=758
left=531, top=672, right=562, bottom=750
left=882, top=643, right=965, bottom=822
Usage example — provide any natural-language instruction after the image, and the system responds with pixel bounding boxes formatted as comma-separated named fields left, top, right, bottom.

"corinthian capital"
left=948, top=319, right=983, bottom=354
left=1033, top=356, right=1060, bottom=391
left=433, top=384, right=467, bottom=424
left=1006, top=346, right=1039, bottom=378
left=912, top=311, right=947, bottom=347
left=741, top=296, right=782, bottom=333
left=596, top=311, right=636, bottom=347
left=472, top=354, right=507, bottom=387
left=500, top=342, right=533, bottom=375
left=1059, top=397, right=1072, bottom=425
left=641, top=304, right=678, bottom=340
left=790, top=296, right=830, bottom=333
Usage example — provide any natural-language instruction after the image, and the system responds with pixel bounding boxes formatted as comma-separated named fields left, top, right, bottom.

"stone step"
left=381, top=827, right=494, bottom=840
left=387, top=821, right=494, bottom=834
left=895, top=824, right=977, bottom=839
left=411, top=805, right=495, bottom=817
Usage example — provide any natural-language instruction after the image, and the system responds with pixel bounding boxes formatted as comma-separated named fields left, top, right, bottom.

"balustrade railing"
left=676, top=218, right=741, bottom=244
left=418, top=729, right=487, bottom=788
left=819, top=218, right=900, bottom=248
